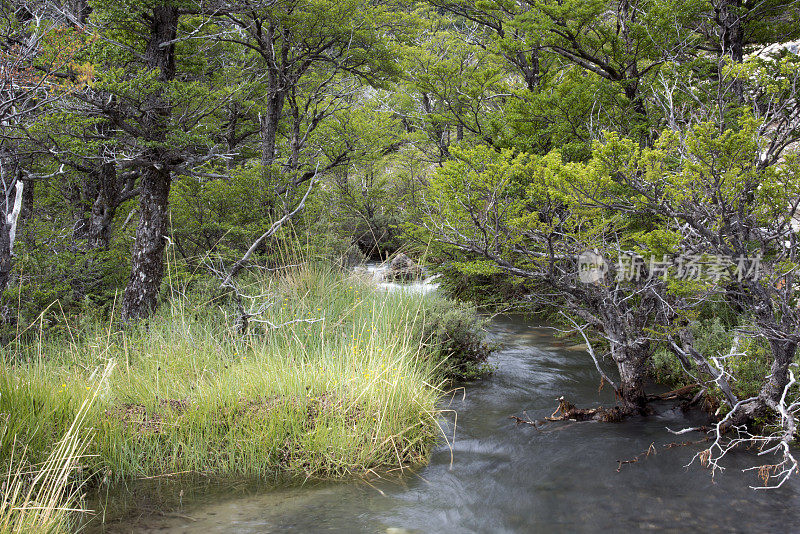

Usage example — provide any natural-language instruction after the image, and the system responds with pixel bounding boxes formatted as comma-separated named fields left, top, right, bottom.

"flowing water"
left=88, top=275, right=800, bottom=533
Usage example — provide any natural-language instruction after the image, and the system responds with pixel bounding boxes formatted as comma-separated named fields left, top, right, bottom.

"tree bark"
left=718, top=0, right=744, bottom=103
left=260, top=91, right=285, bottom=167
left=719, top=0, right=744, bottom=63
left=120, top=5, right=179, bottom=322
left=510, top=49, right=540, bottom=92
left=761, top=339, right=798, bottom=404
left=0, top=149, right=21, bottom=298
left=68, top=0, right=91, bottom=25
left=0, top=201, right=12, bottom=298
left=87, top=162, right=120, bottom=249
left=260, top=24, right=288, bottom=168
left=624, top=81, right=650, bottom=146
left=18, top=177, right=33, bottom=245
left=612, top=341, right=650, bottom=414
left=729, top=284, right=798, bottom=427
left=121, top=163, right=170, bottom=321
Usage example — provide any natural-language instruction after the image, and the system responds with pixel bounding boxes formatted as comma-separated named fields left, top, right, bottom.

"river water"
left=89, top=278, right=800, bottom=533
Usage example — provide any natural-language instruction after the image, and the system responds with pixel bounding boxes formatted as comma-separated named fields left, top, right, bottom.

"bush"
left=650, top=316, right=773, bottom=402
left=1, top=237, right=131, bottom=343
left=418, top=297, right=493, bottom=380
left=434, top=262, right=528, bottom=306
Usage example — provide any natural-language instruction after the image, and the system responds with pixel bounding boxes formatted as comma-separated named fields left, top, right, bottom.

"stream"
left=89, top=275, right=800, bottom=533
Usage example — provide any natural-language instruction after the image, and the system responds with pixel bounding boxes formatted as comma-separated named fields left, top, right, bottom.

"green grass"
left=0, top=264, right=471, bottom=491
left=0, top=362, right=112, bottom=534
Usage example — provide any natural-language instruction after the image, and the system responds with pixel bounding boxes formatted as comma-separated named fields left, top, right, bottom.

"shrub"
left=650, top=316, right=773, bottom=402
left=418, top=297, right=493, bottom=380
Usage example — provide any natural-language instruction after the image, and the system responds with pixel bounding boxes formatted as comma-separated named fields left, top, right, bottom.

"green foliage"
left=434, top=262, right=529, bottom=308
left=651, top=316, right=773, bottom=401
left=417, top=297, right=494, bottom=379
left=1, top=215, right=132, bottom=341
left=307, top=169, right=404, bottom=260
left=169, top=163, right=282, bottom=260
left=499, top=67, right=608, bottom=160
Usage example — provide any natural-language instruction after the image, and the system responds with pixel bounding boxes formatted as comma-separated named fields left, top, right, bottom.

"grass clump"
left=1, top=264, right=486, bottom=490
left=0, top=362, right=113, bottom=534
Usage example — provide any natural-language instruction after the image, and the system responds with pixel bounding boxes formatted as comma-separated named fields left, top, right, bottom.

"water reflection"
left=88, top=316, right=800, bottom=533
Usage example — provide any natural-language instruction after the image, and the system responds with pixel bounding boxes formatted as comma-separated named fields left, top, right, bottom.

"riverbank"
left=85, top=314, right=800, bottom=534
left=1, top=264, right=489, bottom=531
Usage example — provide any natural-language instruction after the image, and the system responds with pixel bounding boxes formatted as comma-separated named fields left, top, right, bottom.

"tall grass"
left=1, top=264, right=460, bottom=484
left=0, top=362, right=113, bottom=533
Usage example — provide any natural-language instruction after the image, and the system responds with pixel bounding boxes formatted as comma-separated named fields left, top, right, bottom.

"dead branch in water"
left=545, top=396, right=624, bottom=423
left=616, top=437, right=711, bottom=472
left=668, top=368, right=800, bottom=489
left=509, top=414, right=539, bottom=428
left=510, top=397, right=625, bottom=428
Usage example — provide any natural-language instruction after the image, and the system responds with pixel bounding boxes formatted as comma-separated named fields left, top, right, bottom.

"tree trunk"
left=87, top=162, right=119, bottom=249
left=719, top=0, right=744, bottom=103
left=68, top=0, right=91, bottom=24
left=729, top=285, right=798, bottom=427
left=0, top=150, right=21, bottom=298
left=614, top=342, right=650, bottom=414
left=513, top=49, right=540, bottom=92
left=759, top=339, right=798, bottom=405
left=0, top=203, right=12, bottom=298
left=121, top=163, right=170, bottom=321
left=120, top=5, right=178, bottom=322
left=288, top=95, right=301, bottom=172
left=719, top=0, right=744, bottom=63
left=730, top=338, right=796, bottom=425
left=624, top=81, right=650, bottom=146
left=18, top=177, right=34, bottom=246
left=260, top=90, right=285, bottom=167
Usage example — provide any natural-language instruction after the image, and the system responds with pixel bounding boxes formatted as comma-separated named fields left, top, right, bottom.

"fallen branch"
left=511, top=397, right=625, bottom=428
left=646, top=384, right=701, bottom=402
left=221, top=166, right=317, bottom=288
left=616, top=437, right=711, bottom=472
left=509, top=414, right=539, bottom=428
left=561, top=314, right=619, bottom=394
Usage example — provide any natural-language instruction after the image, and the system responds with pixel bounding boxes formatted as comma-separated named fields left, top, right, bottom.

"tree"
left=0, top=1, right=88, bottom=304
left=220, top=0, right=403, bottom=175
left=80, top=0, right=238, bottom=321
left=410, top=145, right=677, bottom=412
left=428, top=0, right=699, bottom=145
left=391, top=18, right=509, bottom=162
